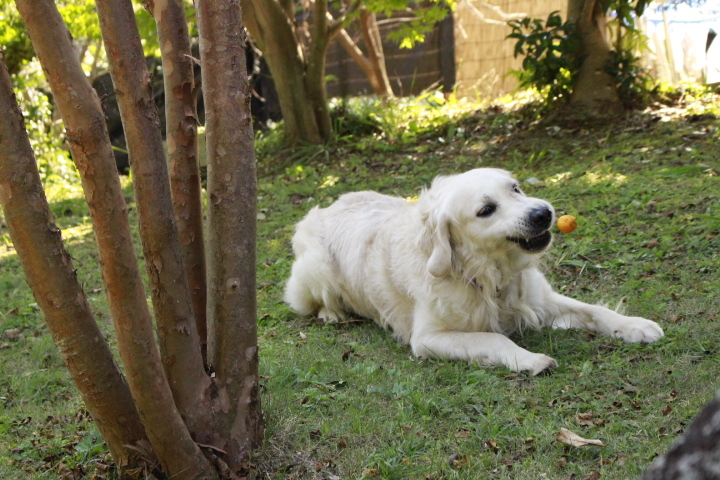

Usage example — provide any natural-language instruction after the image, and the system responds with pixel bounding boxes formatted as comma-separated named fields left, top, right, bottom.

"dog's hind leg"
left=284, top=252, right=345, bottom=323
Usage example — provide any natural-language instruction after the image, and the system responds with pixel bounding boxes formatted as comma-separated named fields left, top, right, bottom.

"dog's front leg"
left=544, top=292, right=664, bottom=343
left=409, top=306, right=557, bottom=375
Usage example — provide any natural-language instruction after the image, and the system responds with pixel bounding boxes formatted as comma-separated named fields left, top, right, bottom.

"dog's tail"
left=285, top=207, right=344, bottom=319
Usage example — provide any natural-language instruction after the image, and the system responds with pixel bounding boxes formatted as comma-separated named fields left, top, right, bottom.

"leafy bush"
left=508, top=5, right=655, bottom=110
left=606, top=48, right=653, bottom=109
left=507, top=11, right=581, bottom=106
left=606, top=0, right=654, bottom=108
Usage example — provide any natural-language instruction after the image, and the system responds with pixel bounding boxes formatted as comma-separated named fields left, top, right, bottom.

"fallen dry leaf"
left=361, top=468, right=379, bottom=477
left=556, top=428, right=605, bottom=447
left=4, top=328, right=20, bottom=341
left=576, top=412, right=594, bottom=427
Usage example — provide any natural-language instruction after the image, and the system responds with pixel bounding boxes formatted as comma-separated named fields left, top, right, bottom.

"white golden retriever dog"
left=285, top=168, right=664, bottom=374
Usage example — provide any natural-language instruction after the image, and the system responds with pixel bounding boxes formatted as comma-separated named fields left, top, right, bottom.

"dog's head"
left=418, top=168, right=554, bottom=277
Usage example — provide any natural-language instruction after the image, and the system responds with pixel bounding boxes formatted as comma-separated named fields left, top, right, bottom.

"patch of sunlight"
left=267, top=238, right=284, bottom=250
left=119, top=175, right=134, bottom=190
left=464, top=142, right=486, bottom=154
left=62, top=224, right=94, bottom=245
left=494, top=88, right=543, bottom=109
left=405, top=195, right=419, bottom=204
left=547, top=171, right=573, bottom=184
left=43, top=184, right=84, bottom=203
left=0, top=224, right=92, bottom=260
left=0, top=236, right=16, bottom=260
left=582, top=171, right=629, bottom=186
left=320, top=175, right=340, bottom=189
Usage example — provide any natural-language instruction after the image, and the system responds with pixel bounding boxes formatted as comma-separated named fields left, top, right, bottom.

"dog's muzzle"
left=507, top=230, right=553, bottom=252
left=507, top=206, right=554, bottom=252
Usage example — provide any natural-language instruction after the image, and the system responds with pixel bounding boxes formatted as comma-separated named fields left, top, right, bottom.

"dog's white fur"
left=285, top=168, right=664, bottom=374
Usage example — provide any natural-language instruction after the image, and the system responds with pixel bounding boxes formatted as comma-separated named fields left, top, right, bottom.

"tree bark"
left=305, top=0, right=334, bottom=139
left=144, top=0, right=208, bottom=365
left=644, top=395, right=720, bottom=480
left=241, top=0, right=330, bottom=144
left=92, top=0, right=217, bottom=476
left=94, top=0, right=213, bottom=434
left=196, top=0, right=264, bottom=470
left=353, top=9, right=394, bottom=97
left=0, top=52, right=148, bottom=473
left=567, top=0, right=622, bottom=114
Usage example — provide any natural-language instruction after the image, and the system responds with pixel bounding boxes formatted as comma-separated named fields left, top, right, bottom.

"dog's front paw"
left=504, top=352, right=558, bottom=376
left=529, top=354, right=558, bottom=376
left=614, top=317, right=664, bottom=343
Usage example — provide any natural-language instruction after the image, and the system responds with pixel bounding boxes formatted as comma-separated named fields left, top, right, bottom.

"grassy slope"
left=1, top=94, right=719, bottom=479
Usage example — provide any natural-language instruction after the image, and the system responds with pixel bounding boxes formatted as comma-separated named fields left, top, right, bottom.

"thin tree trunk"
left=334, top=27, right=377, bottom=84
left=567, top=0, right=621, bottom=113
left=197, top=0, right=264, bottom=470
left=145, top=0, right=208, bottom=364
left=356, top=10, right=394, bottom=97
left=0, top=53, right=148, bottom=473
left=241, top=0, right=327, bottom=144
left=92, top=0, right=218, bottom=476
left=305, top=0, right=333, bottom=139
left=94, top=0, right=213, bottom=435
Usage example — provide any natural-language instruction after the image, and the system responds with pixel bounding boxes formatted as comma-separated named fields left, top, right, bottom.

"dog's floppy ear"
left=418, top=196, right=453, bottom=278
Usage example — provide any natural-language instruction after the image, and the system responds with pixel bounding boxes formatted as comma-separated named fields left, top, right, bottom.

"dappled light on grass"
left=0, top=244, right=16, bottom=260
left=2, top=85, right=720, bottom=478
left=581, top=171, right=629, bottom=187
left=59, top=224, right=94, bottom=246
left=250, top=86, right=719, bottom=479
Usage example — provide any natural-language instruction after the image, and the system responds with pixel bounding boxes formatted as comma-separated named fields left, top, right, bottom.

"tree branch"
left=146, top=0, right=209, bottom=367
left=92, top=0, right=217, bottom=476
left=328, top=0, right=361, bottom=37
left=333, top=24, right=373, bottom=73
left=0, top=50, right=148, bottom=472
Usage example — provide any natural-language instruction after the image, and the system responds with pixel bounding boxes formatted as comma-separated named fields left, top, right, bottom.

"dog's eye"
left=476, top=204, right=496, bottom=217
left=512, top=184, right=522, bottom=194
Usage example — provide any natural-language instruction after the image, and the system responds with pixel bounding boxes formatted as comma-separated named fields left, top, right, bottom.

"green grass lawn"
left=1, top=92, right=719, bottom=479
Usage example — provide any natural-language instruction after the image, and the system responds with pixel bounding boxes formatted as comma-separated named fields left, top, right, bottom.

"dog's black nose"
left=528, top=207, right=553, bottom=229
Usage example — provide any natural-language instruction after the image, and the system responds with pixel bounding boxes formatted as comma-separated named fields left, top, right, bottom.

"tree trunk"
left=567, top=0, right=622, bottom=114
left=94, top=0, right=216, bottom=441
left=197, top=0, right=264, bottom=470
left=241, top=0, right=331, bottom=144
left=354, top=9, right=394, bottom=97
left=0, top=52, right=148, bottom=474
left=305, top=0, right=333, bottom=139
left=145, top=0, right=209, bottom=364
left=92, top=0, right=221, bottom=476
left=9, top=0, right=262, bottom=475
